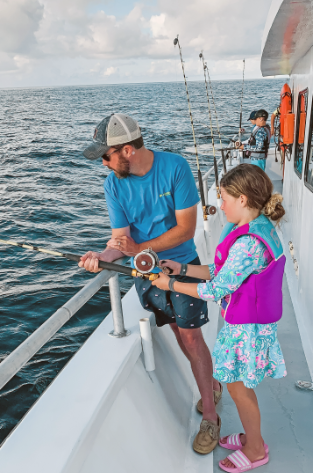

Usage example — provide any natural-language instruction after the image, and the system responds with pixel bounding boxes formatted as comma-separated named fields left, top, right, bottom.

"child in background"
left=238, top=110, right=271, bottom=171
left=153, top=164, right=287, bottom=471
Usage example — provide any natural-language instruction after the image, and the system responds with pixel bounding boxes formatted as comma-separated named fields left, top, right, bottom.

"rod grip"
left=63, top=253, right=81, bottom=263
left=198, top=169, right=205, bottom=207
left=64, top=253, right=134, bottom=276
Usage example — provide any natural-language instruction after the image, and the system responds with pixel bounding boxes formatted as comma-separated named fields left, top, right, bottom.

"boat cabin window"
left=294, top=88, right=308, bottom=178
left=304, top=95, right=313, bottom=191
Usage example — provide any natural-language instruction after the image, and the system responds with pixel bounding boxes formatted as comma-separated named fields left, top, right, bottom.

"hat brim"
left=83, top=142, right=110, bottom=160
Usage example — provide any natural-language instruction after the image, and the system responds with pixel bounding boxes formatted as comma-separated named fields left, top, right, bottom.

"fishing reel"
left=134, top=249, right=173, bottom=276
left=235, top=140, right=242, bottom=149
left=134, top=248, right=159, bottom=274
left=203, top=205, right=217, bottom=216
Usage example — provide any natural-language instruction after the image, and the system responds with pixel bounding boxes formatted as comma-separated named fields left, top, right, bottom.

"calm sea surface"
left=0, top=78, right=286, bottom=442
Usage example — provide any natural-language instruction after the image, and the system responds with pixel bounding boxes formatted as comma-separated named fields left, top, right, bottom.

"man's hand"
left=106, top=235, right=140, bottom=256
left=151, top=272, right=170, bottom=291
left=78, top=251, right=106, bottom=273
left=160, top=259, right=181, bottom=275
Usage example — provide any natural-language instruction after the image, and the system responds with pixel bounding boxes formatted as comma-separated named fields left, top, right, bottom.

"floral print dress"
left=197, top=234, right=287, bottom=388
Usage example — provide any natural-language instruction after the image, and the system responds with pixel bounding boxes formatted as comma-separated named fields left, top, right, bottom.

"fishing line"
left=205, top=65, right=223, bottom=150
left=0, top=238, right=159, bottom=280
left=199, top=51, right=220, bottom=199
left=194, top=122, right=236, bottom=142
left=173, top=36, right=216, bottom=219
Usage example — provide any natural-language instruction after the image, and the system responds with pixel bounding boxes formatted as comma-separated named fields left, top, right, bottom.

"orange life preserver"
left=283, top=113, right=294, bottom=144
left=280, top=83, right=294, bottom=145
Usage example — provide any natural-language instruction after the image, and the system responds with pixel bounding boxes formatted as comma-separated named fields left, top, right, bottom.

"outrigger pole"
left=173, top=36, right=216, bottom=222
left=199, top=52, right=221, bottom=200
left=0, top=238, right=159, bottom=281
left=239, top=59, right=246, bottom=145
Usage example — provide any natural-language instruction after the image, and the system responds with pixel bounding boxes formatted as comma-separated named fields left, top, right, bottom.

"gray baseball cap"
left=83, top=113, right=142, bottom=160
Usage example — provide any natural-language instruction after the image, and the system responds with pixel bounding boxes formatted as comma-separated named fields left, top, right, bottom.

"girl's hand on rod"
left=152, top=272, right=171, bottom=290
left=160, top=259, right=181, bottom=275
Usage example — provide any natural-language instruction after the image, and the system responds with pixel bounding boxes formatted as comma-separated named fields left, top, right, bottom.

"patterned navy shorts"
left=135, top=256, right=209, bottom=329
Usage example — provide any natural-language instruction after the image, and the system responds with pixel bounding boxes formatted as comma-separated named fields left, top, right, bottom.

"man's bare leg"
left=169, top=325, right=217, bottom=422
left=170, top=323, right=221, bottom=395
left=170, top=323, right=192, bottom=360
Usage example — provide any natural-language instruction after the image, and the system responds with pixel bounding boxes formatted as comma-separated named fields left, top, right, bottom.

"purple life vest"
left=214, top=214, right=286, bottom=325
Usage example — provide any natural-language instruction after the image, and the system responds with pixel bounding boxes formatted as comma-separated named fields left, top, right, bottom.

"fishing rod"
left=173, top=36, right=216, bottom=220
left=199, top=51, right=221, bottom=201
left=239, top=59, right=246, bottom=144
left=0, top=239, right=161, bottom=280
left=221, top=150, right=227, bottom=174
left=213, top=156, right=221, bottom=200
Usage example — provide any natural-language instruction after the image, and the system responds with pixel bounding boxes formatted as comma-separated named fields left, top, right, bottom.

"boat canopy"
left=261, top=0, right=313, bottom=76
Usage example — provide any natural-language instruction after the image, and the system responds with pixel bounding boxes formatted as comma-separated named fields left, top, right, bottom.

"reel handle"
left=161, top=266, right=174, bottom=275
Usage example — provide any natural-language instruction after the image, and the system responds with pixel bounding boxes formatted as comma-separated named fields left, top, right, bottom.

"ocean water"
left=0, top=78, right=286, bottom=442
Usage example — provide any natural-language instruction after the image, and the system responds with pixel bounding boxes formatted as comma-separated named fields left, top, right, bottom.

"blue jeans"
left=251, top=159, right=266, bottom=171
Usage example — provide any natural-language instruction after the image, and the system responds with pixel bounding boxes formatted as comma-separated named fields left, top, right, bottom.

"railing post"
left=108, top=274, right=130, bottom=338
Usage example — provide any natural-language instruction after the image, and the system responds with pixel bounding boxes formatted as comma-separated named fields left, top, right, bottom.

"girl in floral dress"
left=152, top=164, right=286, bottom=472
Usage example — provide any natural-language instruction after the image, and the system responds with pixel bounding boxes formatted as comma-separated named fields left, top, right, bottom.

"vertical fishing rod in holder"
left=174, top=36, right=216, bottom=253
left=199, top=52, right=221, bottom=206
left=238, top=59, right=246, bottom=163
left=214, top=155, right=224, bottom=228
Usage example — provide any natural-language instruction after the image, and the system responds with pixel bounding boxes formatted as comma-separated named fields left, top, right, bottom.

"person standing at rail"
left=152, top=164, right=287, bottom=471
left=242, top=111, right=258, bottom=152
left=79, top=113, right=222, bottom=454
left=238, top=110, right=271, bottom=170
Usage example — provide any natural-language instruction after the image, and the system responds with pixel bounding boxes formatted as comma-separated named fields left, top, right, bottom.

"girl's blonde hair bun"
left=263, top=193, right=285, bottom=221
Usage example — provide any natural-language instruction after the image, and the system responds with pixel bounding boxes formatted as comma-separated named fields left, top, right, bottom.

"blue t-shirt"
left=104, top=150, right=199, bottom=270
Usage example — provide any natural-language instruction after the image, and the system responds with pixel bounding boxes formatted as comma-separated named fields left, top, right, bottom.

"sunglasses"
left=102, top=146, right=124, bottom=162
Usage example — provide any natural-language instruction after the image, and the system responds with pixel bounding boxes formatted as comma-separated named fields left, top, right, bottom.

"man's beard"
left=109, top=155, right=130, bottom=179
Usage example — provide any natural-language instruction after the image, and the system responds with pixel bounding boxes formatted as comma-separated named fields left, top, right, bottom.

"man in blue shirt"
left=79, top=113, right=221, bottom=454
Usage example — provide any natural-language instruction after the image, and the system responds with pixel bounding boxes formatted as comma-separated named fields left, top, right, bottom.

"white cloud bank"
left=0, top=0, right=272, bottom=87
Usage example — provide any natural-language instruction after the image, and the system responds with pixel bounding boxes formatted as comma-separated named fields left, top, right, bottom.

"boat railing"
left=0, top=257, right=129, bottom=392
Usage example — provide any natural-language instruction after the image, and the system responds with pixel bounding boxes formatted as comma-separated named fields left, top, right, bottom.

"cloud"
left=0, top=0, right=273, bottom=87
left=103, top=66, right=117, bottom=76
left=0, top=0, right=43, bottom=54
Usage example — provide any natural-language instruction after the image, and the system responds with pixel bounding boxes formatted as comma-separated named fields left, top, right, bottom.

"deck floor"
left=211, top=152, right=313, bottom=472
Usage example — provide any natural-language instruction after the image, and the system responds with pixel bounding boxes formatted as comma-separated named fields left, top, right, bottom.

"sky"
left=0, top=0, right=273, bottom=88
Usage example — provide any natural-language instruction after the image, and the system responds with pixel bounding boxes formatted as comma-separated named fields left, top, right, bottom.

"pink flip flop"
left=219, top=450, right=269, bottom=472
left=219, top=433, right=269, bottom=454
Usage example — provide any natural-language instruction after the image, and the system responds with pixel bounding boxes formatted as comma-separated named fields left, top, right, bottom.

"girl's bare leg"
left=221, top=381, right=265, bottom=469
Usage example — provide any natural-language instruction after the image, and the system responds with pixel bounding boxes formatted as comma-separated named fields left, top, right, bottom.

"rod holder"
left=139, top=317, right=155, bottom=371
left=108, top=274, right=130, bottom=338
